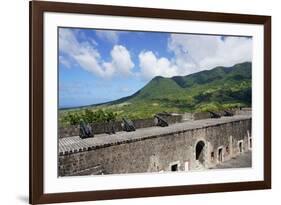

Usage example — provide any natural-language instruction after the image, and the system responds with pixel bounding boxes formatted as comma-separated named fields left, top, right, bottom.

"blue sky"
left=59, top=28, right=252, bottom=108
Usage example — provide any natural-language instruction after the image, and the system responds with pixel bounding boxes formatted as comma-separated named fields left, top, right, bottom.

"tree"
left=83, top=109, right=95, bottom=123
left=105, top=111, right=117, bottom=122
left=67, top=113, right=81, bottom=125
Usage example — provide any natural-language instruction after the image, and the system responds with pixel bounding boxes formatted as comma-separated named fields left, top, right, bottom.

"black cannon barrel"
left=209, top=111, right=221, bottom=118
left=122, top=118, right=136, bottom=132
left=224, top=110, right=234, bottom=117
left=154, top=114, right=169, bottom=127
left=79, top=121, right=94, bottom=139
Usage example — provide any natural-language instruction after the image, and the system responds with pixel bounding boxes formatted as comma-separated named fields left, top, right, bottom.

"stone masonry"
left=58, top=114, right=252, bottom=176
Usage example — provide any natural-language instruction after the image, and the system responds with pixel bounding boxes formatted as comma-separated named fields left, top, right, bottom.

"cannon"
left=209, top=111, right=221, bottom=118
left=122, top=118, right=136, bottom=132
left=154, top=114, right=169, bottom=127
left=79, top=121, right=94, bottom=139
left=224, top=110, right=234, bottom=117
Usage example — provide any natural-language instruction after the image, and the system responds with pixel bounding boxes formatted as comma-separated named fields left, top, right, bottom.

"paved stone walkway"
left=59, top=115, right=251, bottom=155
left=211, top=151, right=252, bottom=169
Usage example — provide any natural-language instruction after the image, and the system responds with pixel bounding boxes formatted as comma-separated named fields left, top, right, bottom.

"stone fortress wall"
left=58, top=109, right=252, bottom=176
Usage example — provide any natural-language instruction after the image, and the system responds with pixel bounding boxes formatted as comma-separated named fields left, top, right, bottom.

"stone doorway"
left=169, top=161, right=180, bottom=172
left=239, top=141, right=243, bottom=153
left=195, top=141, right=205, bottom=164
left=218, top=148, right=223, bottom=162
left=171, top=164, right=178, bottom=171
left=249, top=138, right=252, bottom=150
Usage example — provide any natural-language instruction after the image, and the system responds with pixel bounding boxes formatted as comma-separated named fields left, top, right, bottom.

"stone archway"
left=195, top=140, right=205, bottom=164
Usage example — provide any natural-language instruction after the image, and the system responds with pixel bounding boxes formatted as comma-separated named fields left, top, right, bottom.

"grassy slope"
left=59, top=62, right=252, bottom=124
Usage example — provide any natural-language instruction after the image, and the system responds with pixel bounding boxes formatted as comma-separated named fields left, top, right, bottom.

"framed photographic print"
left=29, top=0, right=271, bottom=204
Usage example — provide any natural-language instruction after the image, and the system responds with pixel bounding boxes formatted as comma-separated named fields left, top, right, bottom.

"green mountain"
left=59, top=62, right=252, bottom=124
left=116, top=62, right=251, bottom=107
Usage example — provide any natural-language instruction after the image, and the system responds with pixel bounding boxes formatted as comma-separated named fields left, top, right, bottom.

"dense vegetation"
left=62, top=109, right=117, bottom=125
left=59, top=62, right=252, bottom=126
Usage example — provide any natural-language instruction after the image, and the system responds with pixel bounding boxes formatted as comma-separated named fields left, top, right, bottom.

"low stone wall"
left=235, top=108, right=252, bottom=115
left=59, top=115, right=182, bottom=138
left=59, top=109, right=251, bottom=138
left=166, top=115, right=182, bottom=124
left=182, top=108, right=249, bottom=121
left=59, top=126, right=80, bottom=138
left=193, top=112, right=211, bottom=120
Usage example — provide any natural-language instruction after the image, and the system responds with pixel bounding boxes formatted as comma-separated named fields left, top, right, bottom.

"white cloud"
left=95, top=30, right=120, bottom=44
left=168, top=34, right=252, bottom=71
left=139, top=34, right=252, bottom=80
left=139, top=51, right=178, bottom=79
left=60, top=29, right=252, bottom=81
left=110, top=45, right=134, bottom=75
left=59, top=28, right=134, bottom=78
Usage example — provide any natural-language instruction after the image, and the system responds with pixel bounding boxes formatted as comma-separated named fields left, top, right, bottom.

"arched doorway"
left=195, top=141, right=205, bottom=164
